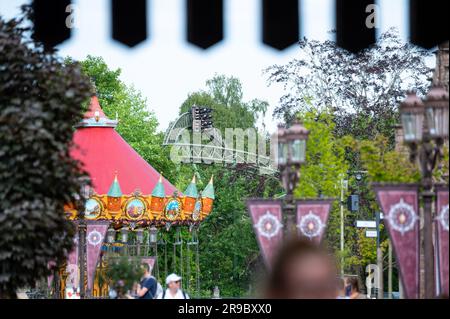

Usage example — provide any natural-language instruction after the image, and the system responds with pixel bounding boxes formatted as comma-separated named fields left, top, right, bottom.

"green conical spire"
left=184, top=175, right=198, bottom=198
left=202, top=175, right=215, bottom=200
left=151, top=174, right=166, bottom=198
left=107, top=173, right=122, bottom=197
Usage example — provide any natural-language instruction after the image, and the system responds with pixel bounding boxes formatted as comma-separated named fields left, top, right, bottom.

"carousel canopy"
left=71, top=96, right=178, bottom=195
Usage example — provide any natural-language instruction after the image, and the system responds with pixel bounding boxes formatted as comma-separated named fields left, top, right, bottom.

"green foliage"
left=169, top=75, right=278, bottom=297
left=357, top=135, right=420, bottom=183
left=0, top=11, right=91, bottom=297
left=180, top=74, right=268, bottom=133
left=101, top=257, right=143, bottom=298
left=295, top=111, right=348, bottom=198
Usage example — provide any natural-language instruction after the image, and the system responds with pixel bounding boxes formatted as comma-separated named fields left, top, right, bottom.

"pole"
left=282, top=164, right=298, bottom=240
left=388, top=239, right=392, bottom=299
left=376, top=211, right=383, bottom=299
left=78, top=221, right=87, bottom=299
left=422, top=190, right=435, bottom=298
left=53, top=269, right=60, bottom=299
left=399, top=277, right=404, bottom=299
left=340, top=178, right=345, bottom=276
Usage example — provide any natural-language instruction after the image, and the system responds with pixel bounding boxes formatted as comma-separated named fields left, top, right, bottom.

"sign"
left=366, top=230, right=378, bottom=238
left=357, top=220, right=377, bottom=228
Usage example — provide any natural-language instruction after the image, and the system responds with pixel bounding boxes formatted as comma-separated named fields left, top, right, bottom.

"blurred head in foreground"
left=265, top=238, right=338, bottom=299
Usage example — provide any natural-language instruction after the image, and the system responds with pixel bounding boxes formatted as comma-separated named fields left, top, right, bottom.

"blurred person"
left=336, top=277, right=349, bottom=299
left=157, top=273, right=189, bottom=299
left=265, top=238, right=338, bottom=299
left=136, top=263, right=157, bottom=299
left=345, top=276, right=367, bottom=299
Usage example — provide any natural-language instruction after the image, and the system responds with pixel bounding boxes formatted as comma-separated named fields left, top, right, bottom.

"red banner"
left=373, top=184, right=420, bottom=299
left=296, top=199, right=334, bottom=244
left=436, top=185, right=449, bottom=297
left=86, top=222, right=109, bottom=291
left=247, top=200, right=283, bottom=268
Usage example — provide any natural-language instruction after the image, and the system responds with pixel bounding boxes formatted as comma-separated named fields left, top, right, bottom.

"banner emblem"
left=437, top=204, right=449, bottom=231
left=387, top=198, right=418, bottom=235
left=254, top=211, right=283, bottom=239
left=298, top=211, right=325, bottom=239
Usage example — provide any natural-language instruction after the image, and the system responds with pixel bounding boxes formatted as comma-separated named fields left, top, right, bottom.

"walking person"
left=136, top=263, right=157, bottom=299
left=157, top=273, right=189, bottom=299
left=336, top=277, right=350, bottom=299
left=345, top=276, right=367, bottom=299
left=264, top=238, right=339, bottom=299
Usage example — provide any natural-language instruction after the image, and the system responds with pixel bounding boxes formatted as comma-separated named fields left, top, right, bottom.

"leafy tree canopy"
left=0, top=9, right=91, bottom=298
left=265, top=28, right=432, bottom=146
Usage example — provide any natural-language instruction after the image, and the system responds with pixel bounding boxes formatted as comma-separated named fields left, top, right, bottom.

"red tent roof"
left=71, top=96, right=178, bottom=195
left=83, top=96, right=106, bottom=119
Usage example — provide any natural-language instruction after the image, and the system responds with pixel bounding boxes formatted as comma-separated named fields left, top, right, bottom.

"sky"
left=0, top=0, right=411, bottom=133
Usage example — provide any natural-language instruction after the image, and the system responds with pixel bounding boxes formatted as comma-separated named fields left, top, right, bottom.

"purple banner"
left=247, top=200, right=283, bottom=268
left=66, top=232, right=79, bottom=290
left=296, top=199, right=334, bottom=244
left=86, top=222, right=109, bottom=291
left=373, top=184, right=420, bottom=299
left=436, top=185, right=449, bottom=297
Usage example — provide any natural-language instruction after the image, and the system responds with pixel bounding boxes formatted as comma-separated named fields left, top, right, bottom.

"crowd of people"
left=111, top=238, right=368, bottom=300
left=113, top=267, right=190, bottom=299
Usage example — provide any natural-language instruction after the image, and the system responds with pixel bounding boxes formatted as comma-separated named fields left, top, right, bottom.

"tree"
left=180, top=74, right=269, bottom=133
left=265, top=28, right=432, bottom=146
left=174, top=75, right=279, bottom=297
left=0, top=9, right=91, bottom=298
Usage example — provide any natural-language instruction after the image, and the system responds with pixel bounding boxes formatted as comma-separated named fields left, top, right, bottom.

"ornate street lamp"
left=399, top=91, right=425, bottom=145
left=424, top=86, right=449, bottom=140
left=274, top=119, right=309, bottom=196
left=120, top=227, right=128, bottom=244
left=399, top=86, right=449, bottom=299
left=273, top=119, right=309, bottom=237
left=149, top=226, right=158, bottom=244
left=106, top=227, right=116, bottom=244
left=136, top=228, right=144, bottom=244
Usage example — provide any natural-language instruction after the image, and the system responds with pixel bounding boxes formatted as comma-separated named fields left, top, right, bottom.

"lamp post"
left=399, top=86, right=449, bottom=298
left=273, top=119, right=309, bottom=238
left=120, top=227, right=129, bottom=244
left=78, top=216, right=87, bottom=299
left=149, top=226, right=158, bottom=245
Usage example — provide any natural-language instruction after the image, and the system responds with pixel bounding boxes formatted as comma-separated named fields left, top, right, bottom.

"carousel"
left=51, top=96, right=215, bottom=299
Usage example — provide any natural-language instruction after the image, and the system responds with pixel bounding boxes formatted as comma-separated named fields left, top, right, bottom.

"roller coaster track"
left=163, top=113, right=278, bottom=175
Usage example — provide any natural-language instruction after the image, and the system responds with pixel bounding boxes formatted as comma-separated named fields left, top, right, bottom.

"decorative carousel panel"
left=84, top=198, right=103, bottom=220
left=164, top=197, right=182, bottom=221
left=124, top=197, right=147, bottom=220
left=192, top=198, right=202, bottom=222
left=201, top=197, right=214, bottom=217
left=64, top=203, right=77, bottom=220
